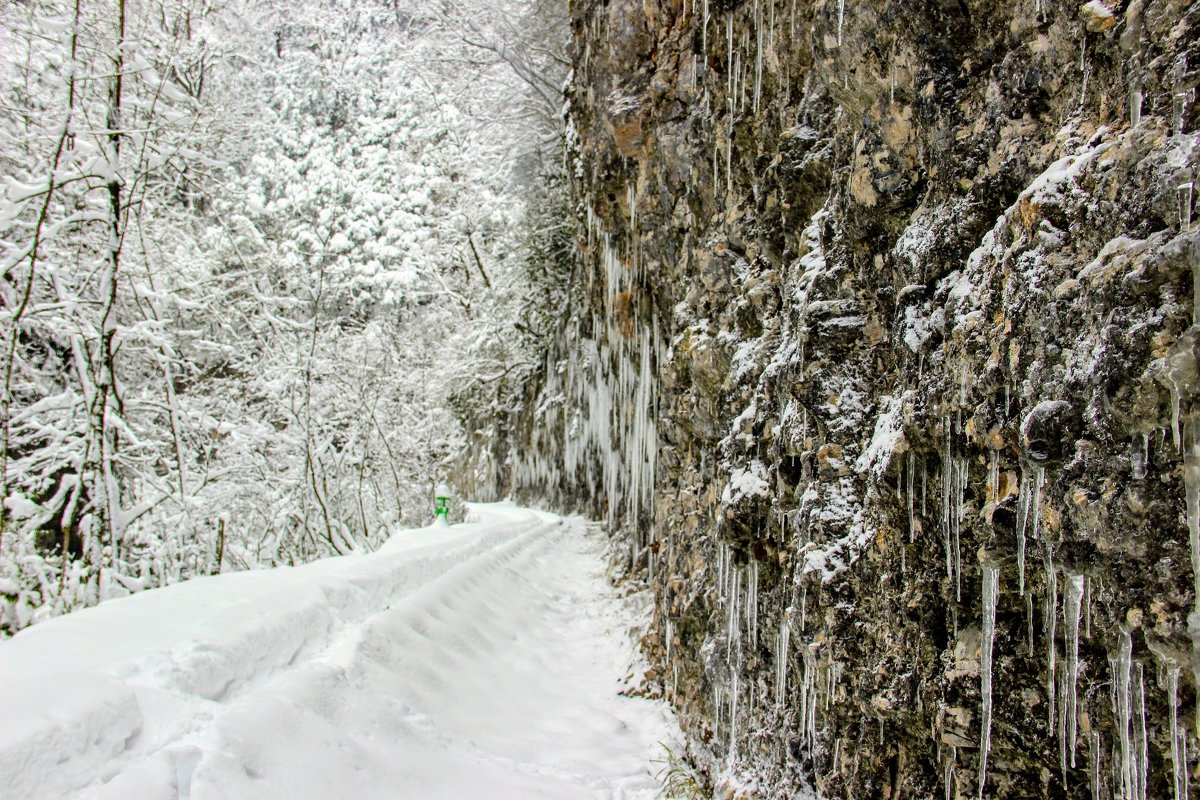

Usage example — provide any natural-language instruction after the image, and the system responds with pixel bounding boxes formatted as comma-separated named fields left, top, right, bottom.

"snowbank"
left=0, top=504, right=676, bottom=799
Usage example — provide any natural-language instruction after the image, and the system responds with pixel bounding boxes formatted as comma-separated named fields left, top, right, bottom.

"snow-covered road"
left=0, top=505, right=678, bottom=799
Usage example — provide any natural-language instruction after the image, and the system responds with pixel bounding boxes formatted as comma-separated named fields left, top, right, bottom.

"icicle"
left=922, top=461, right=928, bottom=517
left=746, top=560, right=759, bottom=644
left=1112, top=736, right=1121, bottom=800
left=1063, top=573, right=1085, bottom=769
left=945, top=745, right=957, bottom=800
left=1084, top=576, right=1092, bottom=639
left=1130, top=85, right=1143, bottom=128
left=628, top=182, right=637, bottom=234
left=753, top=11, right=763, bottom=114
left=799, top=648, right=810, bottom=742
left=733, top=50, right=741, bottom=115
left=726, top=116, right=733, bottom=197
left=825, top=660, right=839, bottom=712
left=1134, top=663, right=1148, bottom=800
left=1016, top=471, right=1030, bottom=595
left=1031, top=466, right=1045, bottom=543
left=942, top=467, right=953, bottom=579
left=1180, top=182, right=1194, bottom=232
left=768, top=0, right=775, bottom=50
left=1186, top=738, right=1191, bottom=800
left=714, top=683, right=723, bottom=732
left=1175, top=90, right=1193, bottom=135
left=729, top=672, right=739, bottom=762
left=1016, top=466, right=1044, bottom=595
left=941, top=446, right=967, bottom=602
left=1089, top=731, right=1102, bottom=800
left=1131, top=432, right=1148, bottom=480
left=988, top=450, right=999, bottom=505
left=942, top=420, right=953, bottom=582
left=727, top=13, right=734, bottom=94
left=1026, top=593, right=1035, bottom=655
left=1169, top=666, right=1189, bottom=800
left=1114, top=630, right=1135, bottom=800
left=807, top=664, right=817, bottom=745
left=800, top=584, right=807, bottom=631
left=955, top=460, right=964, bottom=603
left=1186, top=421, right=1200, bottom=654
left=889, top=42, right=896, bottom=105
left=713, top=130, right=720, bottom=187
left=728, top=567, right=742, bottom=649
left=734, top=48, right=744, bottom=113
left=907, top=452, right=916, bottom=542
left=1172, top=381, right=1189, bottom=453
left=836, top=0, right=845, bottom=45
left=717, top=544, right=728, bottom=600
left=1045, top=553, right=1058, bottom=732
left=776, top=616, right=791, bottom=706
left=801, top=645, right=818, bottom=747
left=978, top=561, right=1001, bottom=800
left=1194, top=250, right=1200, bottom=327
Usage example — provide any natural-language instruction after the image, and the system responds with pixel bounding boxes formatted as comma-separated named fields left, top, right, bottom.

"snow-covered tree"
left=0, top=0, right=567, bottom=634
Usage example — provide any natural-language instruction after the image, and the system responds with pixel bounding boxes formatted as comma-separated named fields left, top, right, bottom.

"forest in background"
left=0, top=0, right=570, bottom=634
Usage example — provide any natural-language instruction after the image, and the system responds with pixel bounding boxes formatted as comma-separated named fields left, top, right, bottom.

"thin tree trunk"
left=213, top=518, right=225, bottom=575
left=368, top=399, right=405, bottom=521
left=1, top=0, right=83, bottom=561
left=88, top=0, right=127, bottom=596
left=356, top=438, right=369, bottom=543
left=466, top=231, right=493, bottom=289
left=301, top=255, right=337, bottom=552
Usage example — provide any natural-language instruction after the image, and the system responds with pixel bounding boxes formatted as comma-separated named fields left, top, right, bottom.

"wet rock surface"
left=464, top=1, right=1200, bottom=797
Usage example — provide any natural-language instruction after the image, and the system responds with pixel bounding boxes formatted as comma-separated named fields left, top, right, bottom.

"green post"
left=434, top=483, right=451, bottom=525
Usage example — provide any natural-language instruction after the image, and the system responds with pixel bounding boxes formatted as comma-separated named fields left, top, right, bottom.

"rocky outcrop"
left=468, top=0, right=1200, bottom=796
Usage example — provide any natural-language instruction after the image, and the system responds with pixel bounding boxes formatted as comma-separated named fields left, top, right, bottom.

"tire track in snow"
left=179, top=513, right=678, bottom=799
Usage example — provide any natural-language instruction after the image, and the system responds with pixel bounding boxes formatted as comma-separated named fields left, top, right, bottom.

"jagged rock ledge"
left=459, top=1, right=1200, bottom=797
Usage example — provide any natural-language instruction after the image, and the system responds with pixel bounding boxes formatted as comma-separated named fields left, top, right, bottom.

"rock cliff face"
left=464, top=0, right=1200, bottom=796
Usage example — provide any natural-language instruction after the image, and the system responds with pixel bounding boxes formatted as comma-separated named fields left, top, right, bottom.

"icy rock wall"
left=491, top=0, right=1200, bottom=797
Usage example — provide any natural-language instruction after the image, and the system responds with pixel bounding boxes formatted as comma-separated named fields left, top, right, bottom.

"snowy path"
left=0, top=505, right=678, bottom=799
